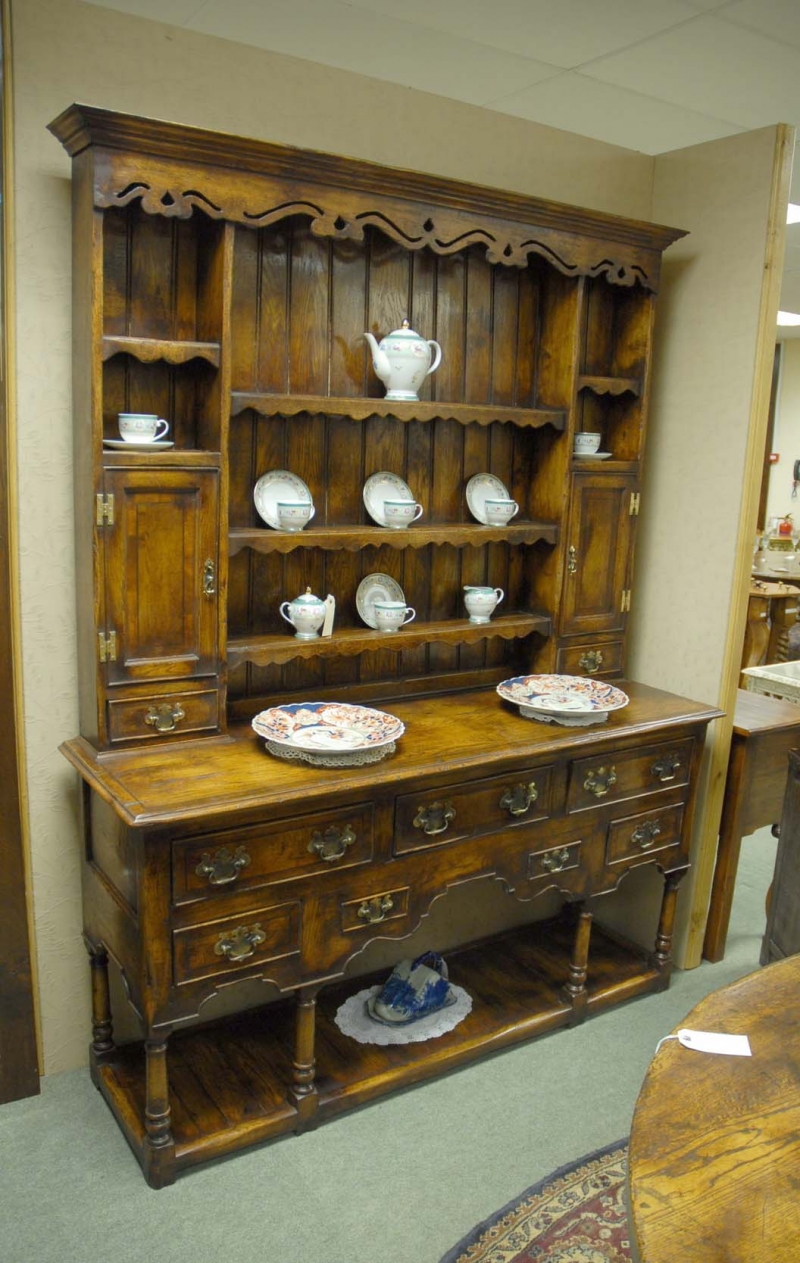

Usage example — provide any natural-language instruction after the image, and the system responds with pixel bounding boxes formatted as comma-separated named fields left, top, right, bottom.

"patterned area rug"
left=439, top=1140, right=631, bottom=1263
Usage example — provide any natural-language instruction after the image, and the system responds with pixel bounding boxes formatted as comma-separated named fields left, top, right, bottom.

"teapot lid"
left=388, top=318, right=422, bottom=339
left=292, top=586, right=323, bottom=604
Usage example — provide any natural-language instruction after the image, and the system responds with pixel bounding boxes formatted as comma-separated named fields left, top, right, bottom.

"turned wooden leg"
left=291, top=985, right=320, bottom=1131
left=144, top=1037, right=175, bottom=1188
left=88, top=943, right=115, bottom=1061
left=654, top=871, right=685, bottom=979
left=563, top=905, right=593, bottom=1024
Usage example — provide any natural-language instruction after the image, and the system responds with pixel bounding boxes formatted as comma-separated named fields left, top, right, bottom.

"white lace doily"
left=265, top=740, right=396, bottom=767
left=334, top=984, right=472, bottom=1045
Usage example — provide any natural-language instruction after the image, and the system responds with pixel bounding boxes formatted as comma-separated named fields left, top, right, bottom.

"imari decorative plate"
left=496, top=675, right=629, bottom=726
left=252, top=701, right=404, bottom=753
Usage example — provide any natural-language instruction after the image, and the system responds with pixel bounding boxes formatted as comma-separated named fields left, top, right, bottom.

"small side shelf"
left=577, top=375, right=640, bottom=397
left=570, top=458, right=638, bottom=474
left=230, top=392, right=567, bottom=430
left=102, top=448, right=221, bottom=467
left=102, top=335, right=221, bottom=367
left=229, top=521, right=558, bottom=556
left=227, top=613, right=551, bottom=669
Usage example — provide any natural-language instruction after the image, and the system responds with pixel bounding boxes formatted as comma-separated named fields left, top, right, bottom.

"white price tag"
left=677, top=1028, right=751, bottom=1056
left=321, top=594, right=336, bottom=638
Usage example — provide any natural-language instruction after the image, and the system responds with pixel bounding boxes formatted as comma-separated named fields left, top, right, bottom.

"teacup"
left=373, top=600, right=416, bottom=632
left=573, top=431, right=601, bottom=455
left=118, top=413, right=170, bottom=443
left=464, top=585, right=504, bottom=624
left=276, top=500, right=315, bottom=532
left=383, top=499, right=424, bottom=529
left=483, top=498, right=519, bottom=525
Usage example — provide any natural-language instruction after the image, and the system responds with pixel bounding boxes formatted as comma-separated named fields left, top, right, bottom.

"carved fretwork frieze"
left=93, top=159, right=662, bottom=291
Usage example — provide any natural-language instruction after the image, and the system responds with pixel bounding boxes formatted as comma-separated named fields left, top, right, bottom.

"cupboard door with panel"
left=101, top=466, right=220, bottom=686
left=560, top=472, right=637, bottom=638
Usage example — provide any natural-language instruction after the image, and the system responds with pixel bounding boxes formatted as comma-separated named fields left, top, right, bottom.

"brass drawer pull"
left=584, top=765, right=617, bottom=798
left=308, top=824, right=356, bottom=862
left=579, top=649, right=604, bottom=674
left=413, top=801, right=456, bottom=836
left=203, top=558, right=216, bottom=597
left=652, top=753, right=682, bottom=783
left=540, top=846, right=571, bottom=873
left=357, top=894, right=394, bottom=925
left=567, top=545, right=578, bottom=574
left=214, top=923, right=266, bottom=963
left=632, top=821, right=662, bottom=850
left=145, top=702, right=185, bottom=733
left=195, top=845, right=251, bottom=886
left=500, top=781, right=539, bottom=817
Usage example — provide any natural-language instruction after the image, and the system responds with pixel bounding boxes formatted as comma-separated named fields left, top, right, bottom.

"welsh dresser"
left=50, top=105, right=720, bottom=1187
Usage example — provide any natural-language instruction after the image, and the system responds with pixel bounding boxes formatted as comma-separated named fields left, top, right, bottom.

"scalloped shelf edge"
left=102, top=335, right=221, bottom=367
left=228, top=524, right=559, bottom=556
left=230, top=392, right=566, bottom=430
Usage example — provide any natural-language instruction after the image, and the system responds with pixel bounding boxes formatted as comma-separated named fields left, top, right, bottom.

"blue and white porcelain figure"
left=367, top=951, right=455, bottom=1026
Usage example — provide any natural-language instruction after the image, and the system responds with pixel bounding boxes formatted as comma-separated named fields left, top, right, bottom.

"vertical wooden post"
left=88, top=942, right=114, bottom=1061
left=563, top=905, right=593, bottom=1023
left=655, top=871, right=685, bottom=978
left=291, top=985, right=320, bottom=1130
left=144, top=1037, right=175, bottom=1188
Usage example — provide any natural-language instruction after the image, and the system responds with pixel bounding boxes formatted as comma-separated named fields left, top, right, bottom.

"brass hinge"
left=95, top=493, right=115, bottom=526
left=629, top=492, right=640, bottom=516
left=621, top=589, right=631, bottom=613
left=98, top=630, right=117, bottom=663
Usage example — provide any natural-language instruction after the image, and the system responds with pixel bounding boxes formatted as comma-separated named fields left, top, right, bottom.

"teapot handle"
left=426, top=340, right=442, bottom=377
left=279, top=601, right=294, bottom=625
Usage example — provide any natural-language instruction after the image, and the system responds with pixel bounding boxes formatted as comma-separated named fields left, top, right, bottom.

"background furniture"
left=703, top=688, right=800, bottom=962
left=51, top=105, right=717, bottom=1186
left=628, top=953, right=800, bottom=1263
left=742, top=580, right=799, bottom=672
left=762, top=746, right=800, bottom=963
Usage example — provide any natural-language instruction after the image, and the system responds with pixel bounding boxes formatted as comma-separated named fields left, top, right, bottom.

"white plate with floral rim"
left=356, top=573, right=406, bottom=628
left=253, top=470, right=314, bottom=530
left=363, top=471, right=415, bottom=527
left=496, top=674, right=629, bottom=726
left=466, top=473, right=511, bottom=524
left=252, top=701, right=404, bottom=753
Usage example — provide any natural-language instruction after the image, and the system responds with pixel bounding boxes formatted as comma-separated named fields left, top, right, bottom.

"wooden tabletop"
left=733, top=686, right=800, bottom=736
left=628, top=954, right=800, bottom=1263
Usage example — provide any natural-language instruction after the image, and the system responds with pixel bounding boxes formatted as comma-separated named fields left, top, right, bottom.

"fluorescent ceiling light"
left=787, top=204, right=800, bottom=224
left=778, top=311, right=800, bottom=325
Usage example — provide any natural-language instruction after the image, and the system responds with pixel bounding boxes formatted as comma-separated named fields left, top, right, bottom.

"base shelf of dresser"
left=94, top=913, right=661, bottom=1182
left=227, top=613, right=550, bottom=668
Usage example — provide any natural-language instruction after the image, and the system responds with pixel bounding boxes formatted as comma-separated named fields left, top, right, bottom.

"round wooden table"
left=628, top=955, right=800, bottom=1263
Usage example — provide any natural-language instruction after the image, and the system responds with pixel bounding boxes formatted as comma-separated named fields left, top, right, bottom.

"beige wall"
left=12, top=0, right=782, bottom=1072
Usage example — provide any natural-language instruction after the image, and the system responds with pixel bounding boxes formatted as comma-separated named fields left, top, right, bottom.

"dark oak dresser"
left=50, top=104, right=720, bottom=1186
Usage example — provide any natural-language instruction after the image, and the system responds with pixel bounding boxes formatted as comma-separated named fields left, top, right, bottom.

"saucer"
left=466, top=473, right=511, bottom=524
left=574, top=451, right=613, bottom=460
left=363, top=471, right=415, bottom=527
left=356, top=573, right=406, bottom=628
left=253, top=470, right=313, bottom=529
left=103, top=439, right=174, bottom=450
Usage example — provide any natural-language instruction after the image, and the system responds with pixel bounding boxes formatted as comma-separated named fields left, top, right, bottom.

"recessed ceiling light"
left=787, top=204, right=800, bottom=225
left=777, top=311, right=800, bottom=325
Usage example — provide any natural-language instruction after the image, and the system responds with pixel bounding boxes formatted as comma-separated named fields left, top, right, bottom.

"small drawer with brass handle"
left=172, top=900, right=300, bottom=984
left=107, top=688, right=219, bottom=745
left=528, top=840, right=582, bottom=880
left=395, top=765, right=553, bottom=855
left=605, top=803, right=685, bottom=866
left=556, top=640, right=623, bottom=678
left=340, top=885, right=409, bottom=933
left=172, top=803, right=374, bottom=904
left=568, top=738, right=694, bottom=814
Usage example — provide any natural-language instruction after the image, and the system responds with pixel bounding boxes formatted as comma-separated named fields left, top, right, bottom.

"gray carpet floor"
left=0, top=828, right=777, bottom=1263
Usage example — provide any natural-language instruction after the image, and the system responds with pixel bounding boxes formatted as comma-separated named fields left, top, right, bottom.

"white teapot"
left=279, top=588, right=326, bottom=640
left=363, top=319, right=442, bottom=402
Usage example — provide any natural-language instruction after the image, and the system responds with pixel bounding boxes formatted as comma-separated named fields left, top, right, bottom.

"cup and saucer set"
left=103, top=412, right=174, bottom=450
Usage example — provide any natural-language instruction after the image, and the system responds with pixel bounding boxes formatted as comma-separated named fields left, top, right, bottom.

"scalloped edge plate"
left=252, top=701, right=404, bottom=752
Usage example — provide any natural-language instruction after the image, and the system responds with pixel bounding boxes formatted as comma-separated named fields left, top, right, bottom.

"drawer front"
left=172, top=803, right=375, bottom=903
left=527, top=838, right=583, bottom=881
left=340, top=885, right=410, bottom=933
left=567, top=738, right=693, bottom=814
left=606, top=803, right=685, bottom=866
left=173, top=899, right=300, bottom=985
left=107, top=688, right=220, bottom=744
left=395, top=766, right=554, bottom=855
left=556, top=640, right=624, bottom=678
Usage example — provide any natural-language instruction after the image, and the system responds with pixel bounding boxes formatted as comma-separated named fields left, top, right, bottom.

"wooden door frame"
left=682, top=124, right=795, bottom=968
left=0, top=0, right=40, bottom=1103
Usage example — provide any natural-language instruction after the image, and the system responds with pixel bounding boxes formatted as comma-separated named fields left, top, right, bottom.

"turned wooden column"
left=291, top=985, right=320, bottom=1130
left=563, top=905, right=593, bottom=1023
left=87, top=940, right=114, bottom=1066
left=654, top=871, right=685, bottom=978
left=144, top=1037, right=175, bottom=1188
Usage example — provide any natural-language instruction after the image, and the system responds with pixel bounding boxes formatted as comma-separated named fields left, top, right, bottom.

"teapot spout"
left=363, top=331, right=391, bottom=385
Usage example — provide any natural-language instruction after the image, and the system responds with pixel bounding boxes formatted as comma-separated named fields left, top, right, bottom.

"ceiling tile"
left=83, top=0, right=211, bottom=24
left=340, top=0, right=699, bottom=69
left=718, top=0, right=800, bottom=52
left=780, top=273, right=800, bottom=310
left=487, top=71, right=743, bottom=153
left=188, top=0, right=560, bottom=105
left=582, top=14, right=800, bottom=128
